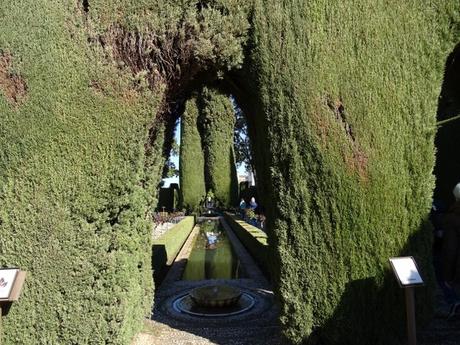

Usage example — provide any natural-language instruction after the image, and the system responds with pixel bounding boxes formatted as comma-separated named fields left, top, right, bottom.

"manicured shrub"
left=1, top=1, right=459, bottom=344
left=0, top=1, right=247, bottom=344
left=152, top=216, right=195, bottom=283
left=224, top=213, right=269, bottom=277
left=198, top=87, right=239, bottom=208
left=179, top=96, right=206, bottom=212
left=232, top=1, right=460, bottom=343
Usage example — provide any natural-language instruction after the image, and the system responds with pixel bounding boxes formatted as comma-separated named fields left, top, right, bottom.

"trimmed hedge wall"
left=223, top=213, right=269, bottom=277
left=231, top=1, right=460, bottom=344
left=152, top=216, right=195, bottom=283
left=157, top=186, right=179, bottom=212
left=1, top=1, right=459, bottom=344
left=0, top=2, right=162, bottom=343
left=0, top=1, right=247, bottom=344
left=179, top=96, right=206, bottom=212
left=198, top=87, right=239, bottom=208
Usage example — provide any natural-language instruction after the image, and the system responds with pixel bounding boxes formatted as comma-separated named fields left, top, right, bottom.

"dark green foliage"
left=0, top=1, right=248, bottom=344
left=224, top=213, right=269, bottom=277
left=157, top=185, right=179, bottom=212
left=179, top=96, right=206, bottom=211
left=0, top=2, right=161, bottom=344
left=152, top=216, right=195, bottom=283
left=198, top=87, right=239, bottom=207
left=232, top=1, right=459, bottom=343
left=1, top=0, right=459, bottom=344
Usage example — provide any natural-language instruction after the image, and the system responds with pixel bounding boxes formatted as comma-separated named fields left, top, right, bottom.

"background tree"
left=162, top=136, right=180, bottom=179
left=198, top=87, right=239, bottom=208
left=179, top=96, right=206, bottom=211
left=233, top=104, right=255, bottom=175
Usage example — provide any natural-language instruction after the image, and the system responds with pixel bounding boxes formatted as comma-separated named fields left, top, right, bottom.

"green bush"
left=179, top=96, right=206, bottom=212
left=232, top=1, right=460, bottom=343
left=1, top=1, right=459, bottom=344
left=0, top=1, right=247, bottom=344
left=152, top=216, right=195, bottom=283
left=198, top=87, right=239, bottom=208
left=224, top=213, right=269, bottom=277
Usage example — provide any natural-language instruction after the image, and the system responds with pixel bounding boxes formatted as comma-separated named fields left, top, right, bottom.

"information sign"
left=389, top=257, right=424, bottom=287
left=0, top=268, right=19, bottom=300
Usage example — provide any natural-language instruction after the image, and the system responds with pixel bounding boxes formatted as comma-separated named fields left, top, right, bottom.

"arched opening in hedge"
left=1, top=2, right=456, bottom=345
left=161, top=76, right=272, bottom=223
left=176, top=85, right=261, bottom=210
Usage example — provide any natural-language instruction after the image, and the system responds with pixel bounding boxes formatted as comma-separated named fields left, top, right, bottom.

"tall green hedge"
left=198, top=87, right=238, bottom=208
left=232, top=1, right=459, bottom=344
left=1, top=1, right=459, bottom=344
left=0, top=2, right=161, bottom=343
left=0, top=1, right=247, bottom=344
left=179, top=96, right=206, bottom=211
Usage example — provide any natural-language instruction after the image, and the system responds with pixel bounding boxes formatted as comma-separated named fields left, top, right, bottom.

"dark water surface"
left=182, top=219, right=241, bottom=280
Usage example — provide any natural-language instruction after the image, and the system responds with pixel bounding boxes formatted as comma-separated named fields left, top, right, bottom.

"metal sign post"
left=389, top=257, right=424, bottom=345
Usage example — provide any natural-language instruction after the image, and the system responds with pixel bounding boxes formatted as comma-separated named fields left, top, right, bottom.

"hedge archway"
left=0, top=1, right=459, bottom=345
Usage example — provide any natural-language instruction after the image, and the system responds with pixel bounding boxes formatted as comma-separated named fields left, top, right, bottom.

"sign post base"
left=405, top=287, right=416, bottom=345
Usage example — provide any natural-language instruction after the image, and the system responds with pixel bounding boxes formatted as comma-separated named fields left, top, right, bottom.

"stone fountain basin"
left=189, top=285, right=242, bottom=308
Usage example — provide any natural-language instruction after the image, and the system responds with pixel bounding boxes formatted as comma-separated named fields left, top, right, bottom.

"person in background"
left=249, top=197, right=258, bottom=210
left=441, top=183, right=460, bottom=318
left=239, top=198, right=246, bottom=217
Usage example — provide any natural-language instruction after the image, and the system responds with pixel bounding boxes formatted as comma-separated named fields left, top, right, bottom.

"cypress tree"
left=179, top=96, right=206, bottom=211
left=198, top=87, right=239, bottom=208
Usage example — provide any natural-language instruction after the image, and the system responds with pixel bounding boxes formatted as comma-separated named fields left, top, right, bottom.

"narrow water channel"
left=182, top=219, right=241, bottom=280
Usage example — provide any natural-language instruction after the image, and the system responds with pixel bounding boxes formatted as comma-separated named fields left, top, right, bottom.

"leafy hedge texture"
left=179, top=96, right=206, bottom=212
left=1, top=1, right=459, bottom=345
left=238, top=1, right=460, bottom=344
left=0, top=1, right=247, bottom=344
left=198, top=87, right=239, bottom=208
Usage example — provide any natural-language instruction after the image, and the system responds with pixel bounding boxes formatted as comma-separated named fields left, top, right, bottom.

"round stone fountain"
left=173, top=284, right=255, bottom=317
left=190, top=284, right=242, bottom=307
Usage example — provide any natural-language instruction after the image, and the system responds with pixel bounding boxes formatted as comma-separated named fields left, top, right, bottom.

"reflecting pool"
left=182, top=219, right=241, bottom=280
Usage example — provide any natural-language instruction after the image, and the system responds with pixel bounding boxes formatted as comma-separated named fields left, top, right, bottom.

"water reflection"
left=182, top=220, right=241, bottom=280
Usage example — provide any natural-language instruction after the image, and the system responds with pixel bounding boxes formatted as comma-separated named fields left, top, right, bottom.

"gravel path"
left=137, top=217, right=460, bottom=344
left=135, top=217, right=283, bottom=345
